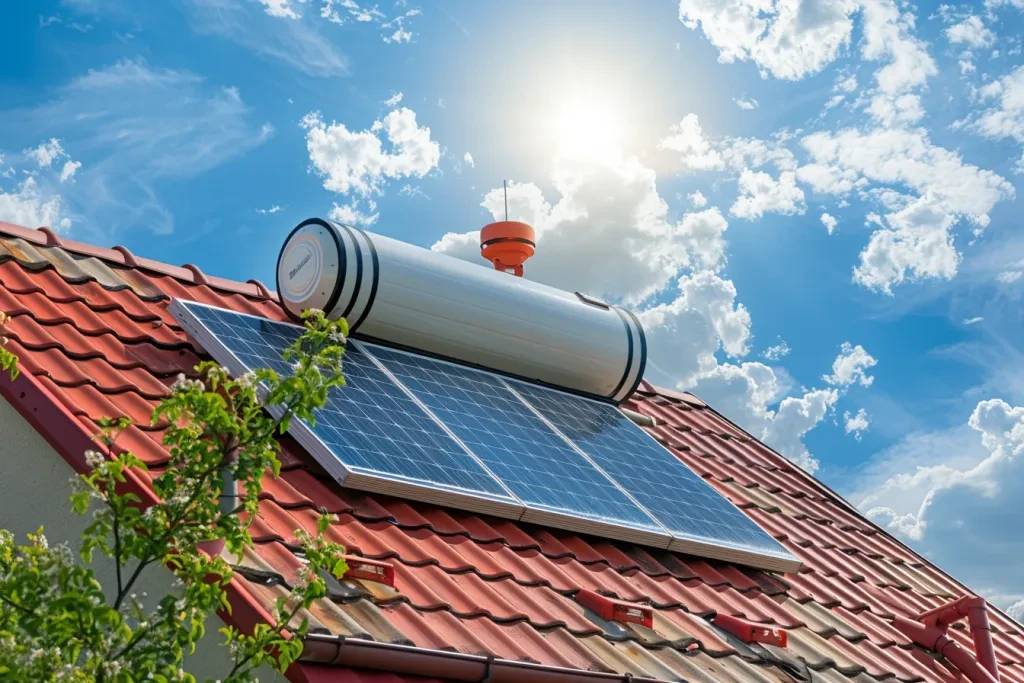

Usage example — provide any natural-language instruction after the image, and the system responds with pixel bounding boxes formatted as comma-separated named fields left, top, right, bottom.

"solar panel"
left=365, top=344, right=668, bottom=545
left=171, top=301, right=522, bottom=517
left=510, top=381, right=797, bottom=567
left=170, top=300, right=799, bottom=572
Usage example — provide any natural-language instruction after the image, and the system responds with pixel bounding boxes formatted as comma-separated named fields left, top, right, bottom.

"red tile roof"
left=1, top=219, right=1022, bottom=683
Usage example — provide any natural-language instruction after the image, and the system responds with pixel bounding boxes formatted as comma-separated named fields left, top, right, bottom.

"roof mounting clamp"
left=342, top=555, right=396, bottom=587
left=714, top=613, right=788, bottom=648
left=576, top=589, right=653, bottom=628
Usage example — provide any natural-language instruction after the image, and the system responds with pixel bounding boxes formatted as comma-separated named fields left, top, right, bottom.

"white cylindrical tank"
left=276, top=218, right=647, bottom=403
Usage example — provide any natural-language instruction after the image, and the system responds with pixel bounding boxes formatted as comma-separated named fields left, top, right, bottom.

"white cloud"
left=688, top=190, right=708, bottom=208
left=27, top=138, right=66, bottom=168
left=761, top=339, right=791, bottom=361
left=463, top=152, right=474, bottom=168
left=865, top=93, right=924, bottom=126
left=258, top=0, right=301, bottom=19
left=256, top=204, right=283, bottom=215
left=855, top=399, right=1024, bottom=602
left=1, top=58, right=271, bottom=238
left=836, top=74, right=858, bottom=92
left=729, top=169, right=805, bottom=220
left=329, top=201, right=379, bottom=226
left=734, top=97, right=758, bottom=110
left=963, top=65, right=1024, bottom=142
left=301, top=107, right=440, bottom=198
left=821, top=212, right=838, bottom=234
left=659, top=114, right=724, bottom=172
left=997, top=270, right=1023, bottom=284
left=859, top=0, right=936, bottom=94
left=384, top=91, right=404, bottom=107
left=945, top=15, right=995, bottom=48
left=760, top=389, right=839, bottom=472
left=824, top=342, right=877, bottom=387
left=0, top=177, right=72, bottom=232
left=1009, top=600, right=1024, bottom=624
left=963, top=316, right=985, bottom=325
left=59, top=160, right=81, bottom=183
left=844, top=408, right=870, bottom=439
left=800, top=127, right=1014, bottom=292
left=676, top=0, right=857, bottom=81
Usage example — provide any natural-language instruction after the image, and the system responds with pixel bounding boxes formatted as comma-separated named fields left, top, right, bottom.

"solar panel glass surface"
left=511, top=381, right=794, bottom=559
left=180, top=302, right=515, bottom=500
left=366, top=344, right=663, bottom=532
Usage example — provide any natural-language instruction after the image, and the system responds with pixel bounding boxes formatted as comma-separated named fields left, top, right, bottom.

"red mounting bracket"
left=576, top=589, right=653, bottom=628
left=714, top=613, right=788, bottom=647
left=342, top=556, right=395, bottom=588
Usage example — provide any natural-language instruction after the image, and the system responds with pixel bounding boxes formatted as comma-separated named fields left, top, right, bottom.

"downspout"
left=299, top=634, right=666, bottom=683
left=891, top=595, right=1001, bottom=683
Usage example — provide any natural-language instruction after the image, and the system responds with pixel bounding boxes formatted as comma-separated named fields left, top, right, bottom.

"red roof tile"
left=0, top=219, right=1021, bottom=683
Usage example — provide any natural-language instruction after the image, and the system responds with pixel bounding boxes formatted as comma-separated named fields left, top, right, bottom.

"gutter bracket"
left=478, top=653, right=495, bottom=683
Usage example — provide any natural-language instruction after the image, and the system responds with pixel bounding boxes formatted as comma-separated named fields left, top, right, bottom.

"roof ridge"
left=0, top=221, right=276, bottom=302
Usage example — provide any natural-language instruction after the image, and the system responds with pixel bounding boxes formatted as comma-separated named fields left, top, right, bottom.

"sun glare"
left=550, top=92, right=626, bottom=160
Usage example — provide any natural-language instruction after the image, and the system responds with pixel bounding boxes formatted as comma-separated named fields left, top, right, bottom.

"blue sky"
left=3, top=0, right=1024, bottom=615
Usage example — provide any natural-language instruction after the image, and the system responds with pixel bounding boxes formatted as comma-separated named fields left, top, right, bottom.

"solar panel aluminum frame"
left=169, top=299, right=525, bottom=519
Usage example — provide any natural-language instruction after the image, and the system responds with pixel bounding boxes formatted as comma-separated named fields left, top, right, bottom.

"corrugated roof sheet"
left=1, top=219, right=1022, bottom=683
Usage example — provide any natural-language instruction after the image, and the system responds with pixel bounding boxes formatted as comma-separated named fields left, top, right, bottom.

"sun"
left=550, top=91, right=626, bottom=160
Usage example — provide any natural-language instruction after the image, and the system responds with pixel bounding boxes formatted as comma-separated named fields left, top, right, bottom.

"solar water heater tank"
left=276, top=217, right=647, bottom=403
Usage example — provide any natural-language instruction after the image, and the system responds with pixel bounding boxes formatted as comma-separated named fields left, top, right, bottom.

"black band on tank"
left=332, top=222, right=363, bottom=320
left=609, top=306, right=635, bottom=402
left=480, top=236, right=536, bottom=248
left=348, top=226, right=380, bottom=334
left=619, top=308, right=648, bottom=402
left=276, top=218, right=344, bottom=323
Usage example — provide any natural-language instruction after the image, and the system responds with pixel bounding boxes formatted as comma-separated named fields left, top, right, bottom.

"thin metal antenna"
left=503, top=180, right=508, bottom=221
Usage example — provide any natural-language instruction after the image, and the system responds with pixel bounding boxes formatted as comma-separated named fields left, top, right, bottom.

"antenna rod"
left=503, top=180, right=508, bottom=221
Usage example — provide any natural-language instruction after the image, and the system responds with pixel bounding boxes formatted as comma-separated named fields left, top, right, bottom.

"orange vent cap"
left=480, top=220, right=535, bottom=277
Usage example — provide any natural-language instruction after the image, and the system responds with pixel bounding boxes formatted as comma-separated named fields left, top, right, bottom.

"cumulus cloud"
left=821, top=212, right=838, bottom=234
left=688, top=190, right=708, bottom=208
left=799, top=127, right=1014, bottom=292
left=963, top=316, right=985, bottom=325
left=258, top=0, right=300, bottom=19
left=734, top=97, right=759, bottom=110
left=384, top=91, right=404, bottom=107
left=824, top=342, right=877, bottom=387
left=463, top=152, right=474, bottom=168
left=844, top=408, right=870, bottom=439
left=659, top=114, right=724, bottom=172
left=329, top=200, right=378, bottom=226
left=945, top=15, right=995, bottom=48
left=676, top=0, right=857, bottom=81
left=962, top=65, right=1024, bottom=143
left=27, top=138, right=66, bottom=168
left=855, top=399, right=1024, bottom=602
left=0, top=177, right=72, bottom=232
left=729, top=169, right=806, bottom=220
left=256, top=204, right=282, bottom=215
left=301, top=107, right=440, bottom=204
left=760, top=339, right=791, bottom=361
left=59, top=160, right=81, bottom=183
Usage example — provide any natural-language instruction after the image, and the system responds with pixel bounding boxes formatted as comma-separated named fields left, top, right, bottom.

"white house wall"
left=0, top=397, right=285, bottom=681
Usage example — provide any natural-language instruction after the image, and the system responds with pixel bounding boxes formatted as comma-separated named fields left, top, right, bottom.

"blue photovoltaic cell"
left=511, top=381, right=792, bottom=558
left=180, top=302, right=514, bottom=500
left=366, top=344, right=663, bottom=532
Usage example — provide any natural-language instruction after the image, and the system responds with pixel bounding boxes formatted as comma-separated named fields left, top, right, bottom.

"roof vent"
left=480, top=220, right=535, bottom=277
